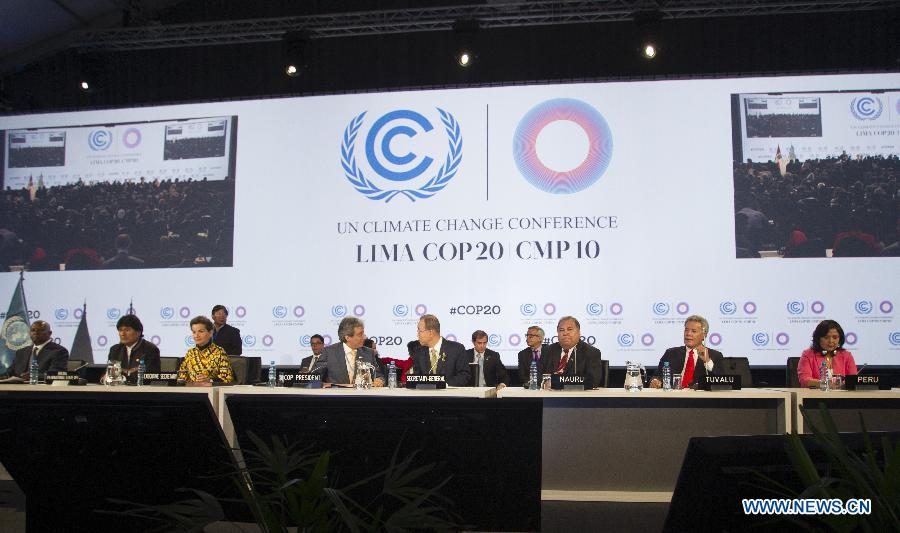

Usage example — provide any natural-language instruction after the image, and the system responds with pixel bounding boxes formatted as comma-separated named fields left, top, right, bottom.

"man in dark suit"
left=102, top=234, right=146, bottom=269
left=300, top=334, right=325, bottom=372
left=0, top=320, right=68, bottom=380
left=312, top=318, right=384, bottom=386
left=411, top=314, right=470, bottom=386
left=211, top=305, right=242, bottom=356
left=541, top=316, right=603, bottom=388
left=517, top=325, right=546, bottom=384
left=466, top=330, right=508, bottom=388
left=650, top=315, right=723, bottom=389
left=106, top=314, right=161, bottom=378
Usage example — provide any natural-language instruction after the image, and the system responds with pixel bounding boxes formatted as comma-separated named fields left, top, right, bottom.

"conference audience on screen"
left=517, top=325, right=546, bottom=384
left=466, top=330, right=508, bottom=389
left=745, top=113, right=822, bottom=138
left=411, top=314, right=470, bottom=386
left=312, top=317, right=384, bottom=387
left=0, top=320, right=68, bottom=381
left=0, top=177, right=235, bottom=271
left=211, top=305, right=242, bottom=356
left=541, top=316, right=603, bottom=389
left=105, top=314, right=161, bottom=380
left=797, top=319, right=858, bottom=388
left=650, top=315, right=723, bottom=389
left=178, top=315, right=234, bottom=386
left=733, top=154, right=898, bottom=258
left=300, top=334, right=325, bottom=372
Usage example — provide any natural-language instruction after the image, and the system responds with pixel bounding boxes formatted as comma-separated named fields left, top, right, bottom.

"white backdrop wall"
left=1, top=72, right=898, bottom=367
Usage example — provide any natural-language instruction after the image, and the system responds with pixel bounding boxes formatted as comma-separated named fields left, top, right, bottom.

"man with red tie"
left=541, top=316, right=604, bottom=388
left=650, top=315, right=723, bottom=389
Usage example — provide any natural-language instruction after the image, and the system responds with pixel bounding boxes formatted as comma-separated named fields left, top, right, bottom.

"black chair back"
left=159, top=356, right=181, bottom=373
left=786, top=356, right=801, bottom=387
left=719, top=357, right=753, bottom=387
left=66, top=359, right=85, bottom=372
left=228, top=356, right=260, bottom=384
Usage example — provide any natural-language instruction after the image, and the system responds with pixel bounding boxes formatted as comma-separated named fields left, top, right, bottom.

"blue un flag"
left=0, top=274, right=32, bottom=374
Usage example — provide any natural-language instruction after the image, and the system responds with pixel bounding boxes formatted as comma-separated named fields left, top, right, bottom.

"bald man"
left=0, top=320, right=69, bottom=381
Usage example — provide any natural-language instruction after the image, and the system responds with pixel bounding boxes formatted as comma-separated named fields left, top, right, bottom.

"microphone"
left=71, top=361, right=91, bottom=372
left=856, top=362, right=868, bottom=375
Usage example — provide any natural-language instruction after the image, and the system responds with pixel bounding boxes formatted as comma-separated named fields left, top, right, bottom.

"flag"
left=775, top=145, right=787, bottom=177
left=0, top=272, right=32, bottom=374
left=788, top=144, right=797, bottom=162
left=70, top=302, right=94, bottom=363
left=126, top=299, right=135, bottom=316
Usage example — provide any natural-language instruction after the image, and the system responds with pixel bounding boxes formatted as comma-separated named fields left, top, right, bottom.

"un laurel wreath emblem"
left=341, top=108, right=462, bottom=202
left=1, top=315, right=31, bottom=351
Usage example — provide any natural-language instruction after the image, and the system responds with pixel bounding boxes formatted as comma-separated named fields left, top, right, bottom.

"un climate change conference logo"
left=341, top=108, right=462, bottom=202
left=513, top=98, right=613, bottom=194
left=89, top=129, right=113, bottom=151
left=850, top=96, right=883, bottom=121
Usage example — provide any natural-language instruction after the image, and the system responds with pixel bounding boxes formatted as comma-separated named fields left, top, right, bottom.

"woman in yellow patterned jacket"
left=180, top=315, right=234, bottom=386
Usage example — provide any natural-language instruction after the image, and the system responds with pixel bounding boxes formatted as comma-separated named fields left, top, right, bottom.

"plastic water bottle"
left=388, top=361, right=398, bottom=389
left=529, top=360, right=538, bottom=390
left=268, top=360, right=276, bottom=388
left=29, top=354, right=39, bottom=385
left=819, top=360, right=828, bottom=391
left=662, top=361, right=672, bottom=391
left=137, top=357, right=146, bottom=386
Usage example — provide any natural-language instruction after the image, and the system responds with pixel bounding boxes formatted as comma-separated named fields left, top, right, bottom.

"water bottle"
left=29, top=354, right=39, bottom=385
left=387, top=360, right=397, bottom=389
left=137, top=357, right=146, bottom=386
left=662, top=361, right=672, bottom=391
left=268, top=360, right=276, bottom=388
left=819, top=360, right=828, bottom=391
left=529, top=360, right=538, bottom=390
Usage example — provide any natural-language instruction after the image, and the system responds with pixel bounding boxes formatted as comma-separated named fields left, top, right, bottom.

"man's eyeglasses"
left=525, top=333, right=541, bottom=337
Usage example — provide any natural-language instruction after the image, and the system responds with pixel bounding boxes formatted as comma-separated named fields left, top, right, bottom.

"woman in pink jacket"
left=797, top=319, right=858, bottom=388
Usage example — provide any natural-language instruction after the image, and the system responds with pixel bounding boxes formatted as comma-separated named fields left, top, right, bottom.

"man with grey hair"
left=650, top=314, right=723, bottom=389
left=517, top=325, right=546, bottom=384
left=412, top=314, right=470, bottom=386
left=313, top=317, right=384, bottom=386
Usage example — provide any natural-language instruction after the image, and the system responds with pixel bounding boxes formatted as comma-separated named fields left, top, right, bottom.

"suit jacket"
left=657, top=346, right=723, bottom=387
left=3, top=342, right=69, bottom=378
left=107, top=338, right=161, bottom=373
left=541, top=341, right=603, bottom=388
left=465, top=348, right=509, bottom=387
left=312, top=343, right=383, bottom=384
left=411, top=338, right=471, bottom=387
left=299, top=354, right=321, bottom=373
left=212, top=323, right=243, bottom=356
left=517, top=346, right=545, bottom=384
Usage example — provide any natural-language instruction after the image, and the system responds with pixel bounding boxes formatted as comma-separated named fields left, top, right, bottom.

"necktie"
left=682, top=349, right=695, bottom=388
left=477, top=353, right=485, bottom=386
left=307, top=355, right=317, bottom=372
left=348, top=349, right=357, bottom=381
left=533, top=349, right=539, bottom=362
left=429, top=348, right=439, bottom=374
left=555, top=349, right=570, bottom=374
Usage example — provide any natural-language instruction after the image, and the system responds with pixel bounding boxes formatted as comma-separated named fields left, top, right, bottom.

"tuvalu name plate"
left=278, top=373, right=323, bottom=388
left=700, top=374, right=741, bottom=391
left=405, top=375, right=447, bottom=389
left=141, top=373, right=181, bottom=386
left=551, top=374, right=588, bottom=391
left=846, top=374, right=890, bottom=391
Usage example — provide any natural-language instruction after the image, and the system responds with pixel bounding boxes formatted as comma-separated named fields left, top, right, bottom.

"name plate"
left=278, top=373, right=323, bottom=388
left=846, top=374, right=890, bottom=391
left=405, top=375, right=447, bottom=389
left=700, top=374, right=741, bottom=391
left=551, top=374, right=587, bottom=390
left=46, top=371, right=85, bottom=385
left=142, top=373, right=180, bottom=386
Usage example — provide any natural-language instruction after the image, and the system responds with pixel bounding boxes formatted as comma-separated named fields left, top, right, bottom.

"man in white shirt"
left=312, top=318, right=384, bottom=386
left=1, top=320, right=69, bottom=380
left=650, top=315, right=723, bottom=389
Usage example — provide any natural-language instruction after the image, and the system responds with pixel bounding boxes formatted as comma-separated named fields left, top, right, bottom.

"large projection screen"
left=1, top=73, right=898, bottom=368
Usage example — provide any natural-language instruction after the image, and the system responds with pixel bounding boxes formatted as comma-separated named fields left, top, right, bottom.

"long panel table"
left=782, top=388, right=900, bottom=433
left=498, top=387, right=792, bottom=503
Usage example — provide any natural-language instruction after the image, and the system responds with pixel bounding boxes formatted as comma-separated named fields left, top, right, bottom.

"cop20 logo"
left=331, top=305, right=347, bottom=318
left=107, top=308, right=121, bottom=320
left=160, top=307, right=175, bottom=320
left=392, top=304, right=409, bottom=317
left=850, top=96, right=883, bottom=121
left=488, top=334, right=501, bottom=347
left=787, top=301, right=824, bottom=315
left=752, top=332, right=770, bottom=347
left=617, top=333, right=634, bottom=347
left=341, top=108, right=462, bottom=202
left=243, top=335, right=257, bottom=347
left=272, top=305, right=288, bottom=319
left=889, top=332, right=900, bottom=346
left=89, top=129, right=112, bottom=151
left=720, top=302, right=736, bottom=315
left=520, top=303, right=536, bottom=317
left=54, top=308, right=69, bottom=320
left=855, top=300, right=873, bottom=315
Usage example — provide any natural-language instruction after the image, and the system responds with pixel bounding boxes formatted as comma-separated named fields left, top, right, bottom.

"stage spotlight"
left=457, top=50, right=473, bottom=67
left=452, top=18, right=479, bottom=69
left=79, top=80, right=90, bottom=91
left=282, top=30, right=309, bottom=78
left=285, top=64, right=299, bottom=77
left=642, top=43, right=657, bottom=59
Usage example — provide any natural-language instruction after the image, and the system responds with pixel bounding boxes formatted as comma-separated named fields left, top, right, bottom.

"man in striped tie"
left=650, top=315, right=723, bottom=389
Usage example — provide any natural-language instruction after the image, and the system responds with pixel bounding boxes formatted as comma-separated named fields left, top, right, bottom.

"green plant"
left=107, top=432, right=463, bottom=532
left=762, top=405, right=900, bottom=532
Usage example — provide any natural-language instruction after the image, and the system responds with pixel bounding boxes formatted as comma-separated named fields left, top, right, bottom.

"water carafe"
left=623, top=361, right=645, bottom=392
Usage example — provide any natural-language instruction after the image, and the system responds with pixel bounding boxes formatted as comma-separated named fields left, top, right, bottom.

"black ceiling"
left=1, top=1, right=898, bottom=113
